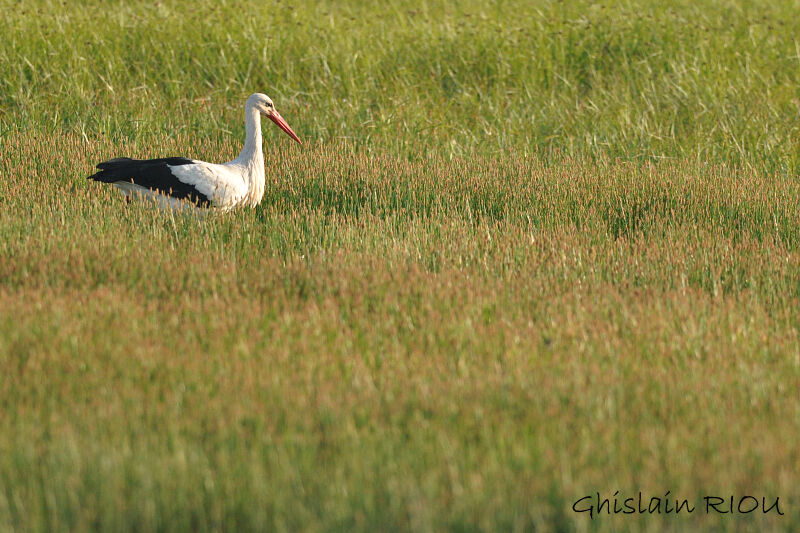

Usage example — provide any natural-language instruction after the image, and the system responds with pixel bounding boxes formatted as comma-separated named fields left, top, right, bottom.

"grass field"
left=1, top=0, right=800, bottom=531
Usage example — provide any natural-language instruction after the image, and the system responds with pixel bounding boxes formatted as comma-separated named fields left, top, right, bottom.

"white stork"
left=88, top=93, right=301, bottom=211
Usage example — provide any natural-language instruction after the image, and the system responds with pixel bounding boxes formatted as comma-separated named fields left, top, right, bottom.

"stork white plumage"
left=88, top=93, right=301, bottom=211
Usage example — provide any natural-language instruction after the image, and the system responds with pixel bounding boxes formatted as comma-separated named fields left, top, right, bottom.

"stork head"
left=248, top=92, right=302, bottom=145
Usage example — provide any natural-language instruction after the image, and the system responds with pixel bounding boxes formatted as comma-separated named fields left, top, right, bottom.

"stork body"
left=88, top=93, right=301, bottom=211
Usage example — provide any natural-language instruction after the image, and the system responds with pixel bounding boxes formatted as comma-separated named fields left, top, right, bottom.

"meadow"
left=1, top=0, right=799, bottom=531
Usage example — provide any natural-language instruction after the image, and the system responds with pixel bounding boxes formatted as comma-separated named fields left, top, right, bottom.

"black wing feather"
left=88, top=157, right=211, bottom=206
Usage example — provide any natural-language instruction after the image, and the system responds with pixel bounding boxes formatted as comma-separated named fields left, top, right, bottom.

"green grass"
left=3, top=0, right=800, bottom=168
left=1, top=1, right=800, bottom=532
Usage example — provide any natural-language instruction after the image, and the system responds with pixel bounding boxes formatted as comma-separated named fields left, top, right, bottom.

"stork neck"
left=238, top=105, right=263, bottom=162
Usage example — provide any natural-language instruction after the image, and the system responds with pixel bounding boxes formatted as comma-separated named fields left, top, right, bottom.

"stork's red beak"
left=268, top=111, right=302, bottom=145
